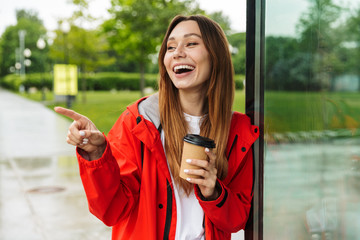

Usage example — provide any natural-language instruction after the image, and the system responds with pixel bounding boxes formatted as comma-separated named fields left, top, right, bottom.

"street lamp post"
left=60, top=21, right=71, bottom=108
left=37, top=37, right=46, bottom=101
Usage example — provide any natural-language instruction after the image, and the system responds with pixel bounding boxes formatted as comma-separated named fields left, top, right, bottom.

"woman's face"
left=163, top=20, right=211, bottom=94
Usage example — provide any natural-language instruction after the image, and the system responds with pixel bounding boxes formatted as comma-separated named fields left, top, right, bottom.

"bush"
left=234, top=74, right=245, bottom=90
left=84, top=72, right=158, bottom=91
left=0, top=73, right=53, bottom=91
left=0, top=72, right=244, bottom=92
left=1, top=74, right=23, bottom=91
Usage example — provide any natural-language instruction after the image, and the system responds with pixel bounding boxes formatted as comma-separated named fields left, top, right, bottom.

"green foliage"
left=228, top=32, right=246, bottom=75
left=103, top=0, right=204, bottom=94
left=234, top=74, right=245, bottom=90
left=265, top=0, right=360, bottom=91
left=48, top=0, right=113, bottom=74
left=341, top=7, right=360, bottom=75
left=1, top=74, right=23, bottom=91
left=1, top=72, right=159, bottom=92
left=1, top=72, right=244, bottom=92
left=16, top=9, right=43, bottom=25
left=1, top=73, right=52, bottom=91
left=0, top=9, right=49, bottom=76
left=265, top=36, right=299, bottom=87
left=207, top=11, right=232, bottom=34
left=85, top=72, right=159, bottom=91
left=105, top=0, right=201, bottom=63
left=297, top=0, right=341, bottom=52
left=49, top=24, right=114, bottom=72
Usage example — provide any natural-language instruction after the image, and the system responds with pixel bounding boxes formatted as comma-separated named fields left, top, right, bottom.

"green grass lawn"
left=264, top=91, right=360, bottom=133
left=20, top=90, right=245, bottom=134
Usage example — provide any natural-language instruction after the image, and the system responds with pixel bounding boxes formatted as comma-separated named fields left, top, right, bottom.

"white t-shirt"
left=161, top=112, right=205, bottom=240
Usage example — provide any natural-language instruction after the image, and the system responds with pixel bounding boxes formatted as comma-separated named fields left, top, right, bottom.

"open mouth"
left=173, top=65, right=195, bottom=74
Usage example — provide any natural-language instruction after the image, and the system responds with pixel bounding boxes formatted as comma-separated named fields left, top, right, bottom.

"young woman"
left=55, top=15, right=259, bottom=240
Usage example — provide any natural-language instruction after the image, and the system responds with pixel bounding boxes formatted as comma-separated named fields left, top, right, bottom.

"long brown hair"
left=158, top=15, right=234, bottom=195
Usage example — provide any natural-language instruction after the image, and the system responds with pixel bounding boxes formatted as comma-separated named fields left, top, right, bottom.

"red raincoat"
left=76, top=96, right=259, bottom=240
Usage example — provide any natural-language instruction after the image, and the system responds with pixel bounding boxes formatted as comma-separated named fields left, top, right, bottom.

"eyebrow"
left=168, top=33, right=202, bottom=41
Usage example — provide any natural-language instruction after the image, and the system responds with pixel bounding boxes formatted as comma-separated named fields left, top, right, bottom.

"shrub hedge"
left=0, top=72, right=244, bottom=92
left=85, top=72, right=159, bottom=91
left=1, top=73, right=53, bottom=91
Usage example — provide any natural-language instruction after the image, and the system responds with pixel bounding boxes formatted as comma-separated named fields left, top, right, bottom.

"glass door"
left=262, top=0, right=360, bottom=239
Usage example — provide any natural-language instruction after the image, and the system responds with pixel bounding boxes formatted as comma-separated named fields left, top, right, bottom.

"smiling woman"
left=55, top=14, right=258, bottom=240
left=164, top=20, right=211, bottom=98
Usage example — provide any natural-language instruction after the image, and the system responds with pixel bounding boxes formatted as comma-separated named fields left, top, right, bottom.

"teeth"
left=174, top=65, right=195, bottom=72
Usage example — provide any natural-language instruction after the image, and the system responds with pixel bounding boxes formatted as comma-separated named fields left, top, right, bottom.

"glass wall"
left=263, top=0, right=360, bottom=239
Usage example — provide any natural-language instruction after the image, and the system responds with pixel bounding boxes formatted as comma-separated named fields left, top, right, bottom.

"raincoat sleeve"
left=76, top=110, right=142, bottom=227
left=195, top=149, right=254, bottom=233
left=194, top=113, right=259, bottom=233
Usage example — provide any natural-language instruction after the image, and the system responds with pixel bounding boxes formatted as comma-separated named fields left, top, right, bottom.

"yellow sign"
left=54, top=64, right=78, bottom=95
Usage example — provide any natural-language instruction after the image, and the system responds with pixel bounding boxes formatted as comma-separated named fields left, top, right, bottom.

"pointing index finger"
left=54, top=107, right=84, bottom=121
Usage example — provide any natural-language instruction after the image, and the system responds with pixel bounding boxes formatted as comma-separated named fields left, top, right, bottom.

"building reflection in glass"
left=263, top=0, right=360, bottom=239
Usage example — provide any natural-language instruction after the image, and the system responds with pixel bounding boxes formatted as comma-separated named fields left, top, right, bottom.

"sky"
left=0, top=0, right=247, bottom=36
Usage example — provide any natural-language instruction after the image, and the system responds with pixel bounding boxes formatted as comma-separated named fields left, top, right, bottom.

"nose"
left=173, top=45, right=186, bottom=58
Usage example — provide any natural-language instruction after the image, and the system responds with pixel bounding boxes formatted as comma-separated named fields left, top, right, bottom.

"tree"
left=49, top=0, right=114, bottom=72
left=296, top=0, right=342, bottom=90
left=49, top=0, right=115, bottom=102
left=270, top=52, right=321, bottom=91
left=297, top=0, right=341, bottom=53
left=265, top=36, right=299, bottom=90
left=207, top=11, right=231, bottom=34
left=343, top=6, right=360, bottom=76
left=265, top=0, right=346, bottom=91
left=0, top=9, right=48, bottom=76
left=227, top=32, right=246, bottom=75
left=103, top=0, right=203, bottom=96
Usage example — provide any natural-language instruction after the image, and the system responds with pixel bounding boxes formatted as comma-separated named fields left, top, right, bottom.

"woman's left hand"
left=185, top=148, right=219, bottom=200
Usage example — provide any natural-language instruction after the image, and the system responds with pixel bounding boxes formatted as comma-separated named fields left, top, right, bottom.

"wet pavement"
left=0, top=88, right=111, bottom=240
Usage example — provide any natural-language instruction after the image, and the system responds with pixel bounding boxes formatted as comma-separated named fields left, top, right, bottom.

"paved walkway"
left=0, top=88, right=111, bottom=240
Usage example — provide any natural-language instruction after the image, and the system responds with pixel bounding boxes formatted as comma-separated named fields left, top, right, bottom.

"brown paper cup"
left=179, top=134, right=215, bottom=180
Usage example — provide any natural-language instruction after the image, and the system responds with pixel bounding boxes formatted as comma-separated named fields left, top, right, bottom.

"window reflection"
left=264, top=0, right=360, bottom=239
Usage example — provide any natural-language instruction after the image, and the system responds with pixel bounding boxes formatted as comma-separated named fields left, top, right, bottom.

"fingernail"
left=186, top=178, right=191, bottom=182
left=205, top=148, right=210, bottom=153
left=184, top=169, right=189, bottom=173
left=186, top=159, right=191, bottom=163
left=79, top=131, right=85, bottom=137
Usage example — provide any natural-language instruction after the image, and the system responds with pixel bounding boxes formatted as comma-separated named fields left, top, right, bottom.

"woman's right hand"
left=54, top=107, right=106, bottom=160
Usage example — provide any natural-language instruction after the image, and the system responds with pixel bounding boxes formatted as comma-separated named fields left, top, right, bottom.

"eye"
left=187, top=42, right=198, bottom=47
left=167, top=46, right=176, bottom=51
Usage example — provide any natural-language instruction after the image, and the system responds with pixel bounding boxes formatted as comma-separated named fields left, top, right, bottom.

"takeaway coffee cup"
left=179, top=134, right=216, bottom=180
